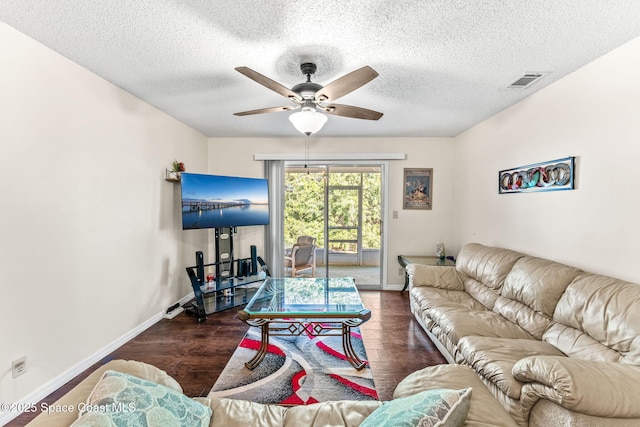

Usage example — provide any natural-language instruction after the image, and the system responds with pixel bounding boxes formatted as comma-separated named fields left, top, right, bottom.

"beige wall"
left=208, top=137, right=456, bottom=286
left=0, top=22, right=208, bottom=410
left=454, top=35, right=640, bottom=283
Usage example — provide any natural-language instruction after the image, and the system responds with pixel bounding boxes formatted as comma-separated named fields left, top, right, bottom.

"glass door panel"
left=327, top=186, right=362, bottom=269
left=284, top=163, right=383, bottom=288
left=283, top=167, right=325, bottom=250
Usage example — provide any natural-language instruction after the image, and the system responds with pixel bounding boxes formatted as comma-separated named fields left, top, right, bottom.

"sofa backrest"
left=544, top=274, right=640, bottom=365
left=494, top=256, right=582, bottom=339
left=456, top=243, right=524, bottom=310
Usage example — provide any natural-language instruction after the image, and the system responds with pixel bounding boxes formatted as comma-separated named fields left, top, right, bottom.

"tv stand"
left=183, top=227, right=268, bottom=322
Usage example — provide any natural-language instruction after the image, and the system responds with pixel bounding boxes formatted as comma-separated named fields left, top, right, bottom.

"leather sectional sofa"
left=407, top=243, right=640, bottom=426
left=24, top=359, right=518, bottom=426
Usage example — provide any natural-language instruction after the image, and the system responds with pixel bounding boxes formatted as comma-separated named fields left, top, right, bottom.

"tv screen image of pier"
left=181, top=173, right=269, bottom=229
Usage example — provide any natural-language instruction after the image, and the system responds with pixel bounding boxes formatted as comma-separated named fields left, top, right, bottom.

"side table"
left=397, top=255, right=455, bottom=292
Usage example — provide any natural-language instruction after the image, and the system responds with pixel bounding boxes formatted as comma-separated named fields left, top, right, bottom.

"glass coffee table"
left=237, top=277, right=371, bottom=370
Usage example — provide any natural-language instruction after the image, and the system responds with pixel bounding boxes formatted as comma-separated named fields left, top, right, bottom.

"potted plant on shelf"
left=166, top=160, right=186, bottom=181
left=173, top=160, right=185, bottom=174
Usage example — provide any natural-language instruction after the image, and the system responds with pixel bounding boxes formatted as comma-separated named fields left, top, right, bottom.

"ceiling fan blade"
left=315, top=66, right=379, bottom=102
left=235, top=67, right=302, bottom=102
left=320, top=104, right=383, bottom=120
left=234, top=105, right=299, bottom=116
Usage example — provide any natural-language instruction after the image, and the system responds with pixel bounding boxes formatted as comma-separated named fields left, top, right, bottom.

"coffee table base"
left=244, top=321, right=271, bottom=370
left=243, top=319, right=368, bottom=371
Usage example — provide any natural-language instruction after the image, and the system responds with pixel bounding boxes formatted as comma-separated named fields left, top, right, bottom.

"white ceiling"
left=2, top=1, right=640, bottom=138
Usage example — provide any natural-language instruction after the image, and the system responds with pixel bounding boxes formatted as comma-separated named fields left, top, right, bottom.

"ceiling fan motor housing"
left=292, top=82, right=323, bottom=100
left=292, top=63, right=323, bottom=100
left=300, top=62, right=317, bottom=76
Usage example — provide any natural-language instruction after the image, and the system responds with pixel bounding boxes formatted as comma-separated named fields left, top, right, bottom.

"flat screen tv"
left=181, top=173, right=269, bottom=230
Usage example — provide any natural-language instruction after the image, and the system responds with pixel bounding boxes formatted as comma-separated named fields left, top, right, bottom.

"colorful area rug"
left=208, top=327, right=378, bottom=404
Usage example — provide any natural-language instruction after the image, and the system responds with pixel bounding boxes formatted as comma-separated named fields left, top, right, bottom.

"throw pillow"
left=71, top=370, right=211, bottom=427
left=361, top=388, right=471, bottom=427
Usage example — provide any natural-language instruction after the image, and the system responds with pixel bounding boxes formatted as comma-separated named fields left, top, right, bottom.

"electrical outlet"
left=163, top=306, right=184, bottom=319
left=12, top=356, right=27, bottom=379
left=392, top=210, right=398, bottom=219
left=398, top=267, right=404, bottom=276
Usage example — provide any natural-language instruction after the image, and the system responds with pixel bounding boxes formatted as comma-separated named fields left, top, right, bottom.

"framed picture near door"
left=403, top=168, right=433, bottom=210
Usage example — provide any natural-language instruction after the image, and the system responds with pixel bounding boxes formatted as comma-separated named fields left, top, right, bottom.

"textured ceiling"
left=2, top=1, right=640, bottom=138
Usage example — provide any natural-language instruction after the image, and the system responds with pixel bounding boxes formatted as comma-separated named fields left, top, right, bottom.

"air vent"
left=508, top=73, right=547, bottom=90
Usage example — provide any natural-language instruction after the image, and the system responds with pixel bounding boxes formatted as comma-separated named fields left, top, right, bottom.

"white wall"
left=454, top=35, right=640, bottom=283
left=0, top=22, right=208, bottom=411
left=208, top=137, right=456, bottom=286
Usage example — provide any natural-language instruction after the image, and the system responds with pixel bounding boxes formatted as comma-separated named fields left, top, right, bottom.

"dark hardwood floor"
left=9, top=290, right=446, bottom=426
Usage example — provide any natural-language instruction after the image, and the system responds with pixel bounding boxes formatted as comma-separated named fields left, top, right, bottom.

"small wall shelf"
left=165, top=168, right=181, bottom=182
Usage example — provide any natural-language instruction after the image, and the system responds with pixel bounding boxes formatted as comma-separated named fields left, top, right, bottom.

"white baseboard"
left=383, top=283, right=404, bottom=291
left=0, top=294, right=192, bottom=426
left=354, top=283, right=404, bottom=291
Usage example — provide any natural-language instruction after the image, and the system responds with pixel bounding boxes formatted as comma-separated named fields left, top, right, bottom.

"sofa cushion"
left=71, top=370, right=211, bottom=427
left=492, top=296, right=551, bottom=340
left=429, top=307, right=533, bottom=345
left=457, top=337, right=565, bottom=399
left=502, top=256, right=582, bottom=318
left=461, top=278, right=503, bottom=311
left=411, top=286, right=486, bottom=312
left=543, top=322, right=621, bottom=363
left=455, top=244, right=523, bottom=306
left=207, top=397, right=381, bottom=427
left=551, top=274, right=640, bottom=364
left=361, top=388, right=471, bottom=427
left=494, top=256, right=582, bottom=339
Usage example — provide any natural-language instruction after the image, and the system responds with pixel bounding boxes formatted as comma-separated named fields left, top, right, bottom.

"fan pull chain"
left=305, top=135, right=310, bottom=174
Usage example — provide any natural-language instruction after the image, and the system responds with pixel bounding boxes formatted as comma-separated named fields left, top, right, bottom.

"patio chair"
left=284, top=236, right=317, bottom=257
left=284, top=242, right=317, bottom=277
left=296, top=235, right=316, bottom=246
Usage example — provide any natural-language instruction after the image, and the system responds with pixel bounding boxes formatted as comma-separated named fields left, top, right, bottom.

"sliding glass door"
left=284, top=162, right=384, bottom=288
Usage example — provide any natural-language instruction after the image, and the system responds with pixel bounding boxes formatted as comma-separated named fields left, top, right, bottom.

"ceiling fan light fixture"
left=289, top=110, right=328, bottom=136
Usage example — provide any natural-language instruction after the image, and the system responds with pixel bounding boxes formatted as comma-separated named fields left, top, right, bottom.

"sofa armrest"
left=406, top=264, right=463, bottom=290
left=513, top=355, right=640, bottom=418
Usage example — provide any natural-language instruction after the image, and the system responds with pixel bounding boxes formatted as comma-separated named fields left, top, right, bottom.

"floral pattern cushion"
left=71, top=370, right=211, bottom=427
left=361, top=388, right=472, bottom=427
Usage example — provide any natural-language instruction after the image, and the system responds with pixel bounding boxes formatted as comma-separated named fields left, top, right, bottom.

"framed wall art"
left=403, top=168, right=433, bottom=210
left=499, top=157, right=575, bottom=194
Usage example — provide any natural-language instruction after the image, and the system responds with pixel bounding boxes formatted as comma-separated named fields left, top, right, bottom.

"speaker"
left=250, top=245, right=258, bottom=275
left=195, top=251, right=204, bottom=284
left=237, top=259, right=247, bottom=277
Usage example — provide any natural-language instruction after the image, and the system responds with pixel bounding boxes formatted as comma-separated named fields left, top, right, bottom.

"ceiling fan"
left=233, top=62, right=383, bottom=135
